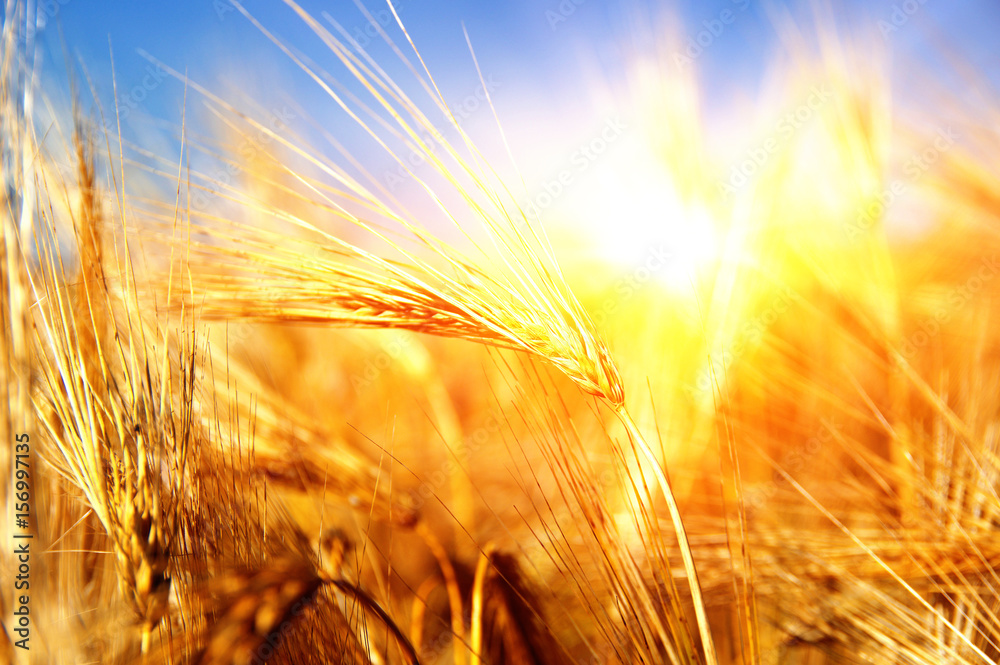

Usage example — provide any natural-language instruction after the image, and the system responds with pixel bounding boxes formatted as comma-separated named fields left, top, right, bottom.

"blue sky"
left=38, top=1, right=999, bottom=116
left=21, top=0, right=1000, bottom=273
left=28, top=0, right=1000, bottom=180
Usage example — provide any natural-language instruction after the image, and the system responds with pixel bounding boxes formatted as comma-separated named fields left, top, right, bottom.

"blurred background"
left=11, top=4, right=1000, bottom=662
left=30, top=0, right=1000, bottom=289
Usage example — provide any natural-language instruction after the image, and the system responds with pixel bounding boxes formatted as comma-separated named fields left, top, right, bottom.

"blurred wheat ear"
left=191, top=558, right=323, bottom=665
left=28, top=116, right=195, bottom=654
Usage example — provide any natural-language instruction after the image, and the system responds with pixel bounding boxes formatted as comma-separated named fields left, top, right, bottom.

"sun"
left=559, top=131, right=722, bottom=295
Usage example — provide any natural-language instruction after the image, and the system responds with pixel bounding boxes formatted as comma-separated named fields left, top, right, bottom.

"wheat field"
left=2, top=1, right=1000, bottom=664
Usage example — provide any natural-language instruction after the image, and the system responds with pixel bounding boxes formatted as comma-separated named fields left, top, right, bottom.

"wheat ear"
left=145, top=1, right=718, bottom=661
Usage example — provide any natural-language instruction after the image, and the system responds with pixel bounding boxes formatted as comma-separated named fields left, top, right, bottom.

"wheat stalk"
left=148, top=3, right=717, bottom=661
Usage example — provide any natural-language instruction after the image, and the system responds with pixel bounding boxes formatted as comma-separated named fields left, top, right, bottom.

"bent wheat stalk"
left=151, top=1, right=718, bottom=662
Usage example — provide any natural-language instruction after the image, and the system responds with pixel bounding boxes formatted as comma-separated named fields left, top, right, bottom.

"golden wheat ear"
left=135, top=2, right=719, bottom=661
left=469, top=547, right=575, bottom=665
left=14, top=89, right=218, bottom=656
left=136, top=2, right=622, bottom=410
